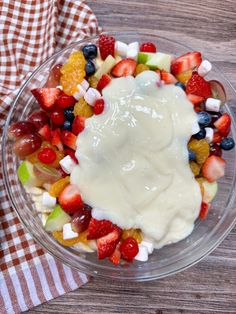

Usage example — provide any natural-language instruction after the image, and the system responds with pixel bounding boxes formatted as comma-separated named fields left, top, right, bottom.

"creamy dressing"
left=70, top=71, right=201, bottom=248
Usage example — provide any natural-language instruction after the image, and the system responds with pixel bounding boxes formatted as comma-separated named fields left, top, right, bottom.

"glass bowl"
left=2, top=31, right=236, bottom=281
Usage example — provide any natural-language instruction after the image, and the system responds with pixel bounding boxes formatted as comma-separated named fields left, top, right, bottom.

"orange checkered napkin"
left=0, top=1, right=100, bottom=313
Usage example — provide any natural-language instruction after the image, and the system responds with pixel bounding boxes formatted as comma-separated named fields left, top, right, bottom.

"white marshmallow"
left=63, top=223, right=78, bottom=240
left=59, top=155, right=77, bottom=174
left=205, top=127, right=214, bottom=143
left=115, top=41, right=128, bottom=57
left=205, top=98, right=221, bottom=112
left=42, top=192, right=57, bottom=208
left=140, top=240, right=154, bottom=254
left=73, top=85, right=86, bottom=100
left=192, top=121, right=200, bottom=135
left=84, top=88, right=101, bottom=106
left=126, top=42, right=139, bottom=61
left=80, top=79, right=89, bottom=91
left=134, top=244, right=149, bottom=262
left=198, top=60, right=212, bottom=77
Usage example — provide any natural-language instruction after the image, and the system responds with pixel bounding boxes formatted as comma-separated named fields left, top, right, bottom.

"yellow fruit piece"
left=73, top=98, right=93, bottom=118
left=176, top=70, right=192, bottom=85
left=88, top=75, right=99, bottom=88
left=49, top=176, right=70, bottom=197
left=188, top=139, right=210, bottom=165
left=196, top=177, right=205, bottom=197
left=190, top=161, right=200, bottom=176
left=134, top=64, right=149, bottom=77
left=61, top=51, right=86, bottom=74
left=122, top=228, right=143, bottom=244
left=52, top=230, right=89, bottom=247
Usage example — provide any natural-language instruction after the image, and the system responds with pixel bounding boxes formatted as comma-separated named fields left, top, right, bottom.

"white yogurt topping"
left=70, top=71, right=201, bottom=248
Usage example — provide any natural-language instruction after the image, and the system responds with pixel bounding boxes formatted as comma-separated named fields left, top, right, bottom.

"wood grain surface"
left=27, top=1, right=236, bottom=313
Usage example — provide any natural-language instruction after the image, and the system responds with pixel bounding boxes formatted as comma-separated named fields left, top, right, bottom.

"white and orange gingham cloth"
left=0, top=1, right=100, bottom=313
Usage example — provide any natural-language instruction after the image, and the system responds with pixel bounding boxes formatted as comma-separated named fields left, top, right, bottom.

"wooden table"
left=29, top=1, right=236, bottom=313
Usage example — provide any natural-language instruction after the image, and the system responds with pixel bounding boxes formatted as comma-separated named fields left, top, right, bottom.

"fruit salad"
left=8, top=34, right=235, bottom=265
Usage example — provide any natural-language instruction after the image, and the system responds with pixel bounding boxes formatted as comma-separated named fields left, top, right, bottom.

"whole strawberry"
left=99, top=34, right=115, bottom=60
left=186, top=72, right=212, bottom=99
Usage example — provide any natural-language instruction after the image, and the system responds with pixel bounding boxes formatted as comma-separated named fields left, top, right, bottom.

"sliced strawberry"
left=161, top=70, right=177, bottom=84
left=212, top=131, right=223, bottom=144
left=213, top=113, right=231, bottom=137
left=96, top=74, right=112, bottom=93
left=87, top=218, right=121, bottom=240
left=97, top=228, right=122, bottom=259
left=112, top=58, right=137, bottom=77
left=186, top=72, right=212, bottom=99
left=38, top=124, right=51, bottom=141
left=99, top=34, right=115, bottom=60
left=61, top=130, right=77, bottom=150
left=51, top=128, right=63, bottom=151
left=64, top=148, right=78, bottom=164
left=171, top=52, right=202, bottom=75
left=202, top=155, right=226, bottom=182
left=31, top=88, right=61, bottom=111
left=56, top=92, right=76, bottom=109
left=199, top=202, right=210, bottom=220
left=109, top=242, right=121, bottom=265
left=58, top=184, right=84, bottom=214
left=187, top=94, right=204, bottom=105
left=72, top=116, right=85, bottom=135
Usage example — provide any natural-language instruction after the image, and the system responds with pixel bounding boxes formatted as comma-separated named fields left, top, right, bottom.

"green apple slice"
left=202, top=180, right=218, bottom=203
left=17, top=160, right=42, bottom=187
left=45, top=205, right=71, bottom=232
left=137, top=52, right=154, bottom=64
left=94, top=55, right=116, bottom=79
left=146, top=52, right=172, bottom=71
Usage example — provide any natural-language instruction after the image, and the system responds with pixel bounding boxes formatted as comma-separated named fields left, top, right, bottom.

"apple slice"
left=202, top=180, right=218, bottom=203
left=94, top=55, right=116, bottom=80
left=17, top=160, right=43, bottom=187
left=137, top=52, right=154, bottom=64
left=146, top=52, right=172, bottom=71
left=45, top=205, right=71, bottom=232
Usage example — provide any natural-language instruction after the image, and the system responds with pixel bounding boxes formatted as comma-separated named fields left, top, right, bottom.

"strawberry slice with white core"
left=171, top=52, right=202, bottom=75
left=58, top=184, right=84, bottom=214
left=96, top=74, right=112, bottom=93
left=31, top=88, right=61, bottom=111
left=213, top=113, right=231, bottom=137
left=111, top=58, right=137, bottom=77
left=38, top=124, right=51, bottom=141
left=97, top=228, right=121, bottom=259
left=202, top=155, right=226, bottom=182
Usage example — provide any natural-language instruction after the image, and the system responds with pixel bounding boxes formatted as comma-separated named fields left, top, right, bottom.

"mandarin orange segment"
left=188, top=139, right=210, bottom=165
left=73, top=98, right=93, bottom=118
left=52, top=230, right=89, bottom=246
left=122, top=228, right=142, bottom=244
left=176, top=70, right=192, bottom=85
left=190, top=161, right=200, bottom=176
left=88, top=75, right=99, bottom=88
left=49, top=176, right=70, bottom=197
left=134, top=64, right=149, bottom=77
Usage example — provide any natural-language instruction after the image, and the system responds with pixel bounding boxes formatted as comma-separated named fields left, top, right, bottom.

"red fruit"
left=213, top=113, right=231, bottom=137
left=71, top=205, right=92, bottom=233
left=187, top=94, right=204, bottom=105
left=212, top=131, right=223, bottom=144
left=58, top=167, right=68, bottom=178
left=57, top=93, right=76, bottom=109
left=93, top=99, right=105, bottom=115
left=31, top=88, right=61, bottom=111
left=8, top=121, right=35, bottom=140
left=28, top=111, right=49, bottom=129
left=13, top=133, right=42, bottom=158
left=111, top=58, right=137, bottom=77
left=64, top=148, right=78, bottom=164
left=161, top=70, right=177, bottom=84
left=210, top=144, right=222, bottom=157
left=186, top=72, right=212, bottom=99
left=38, top=124, right=51, bottom=141
left=99, top=34, right=115, bottom=60
left=61, top=130, right=77, bottom=150
left=51, top=128, right=63, bottom=151
left=58, top=184, right=84, bottom=214
left=50, top=108, right=65, bottom=126
left=171, top=51, right=202, bottom=75
left=120, top=237, right=139, bottom=262
left=199, top=202, right=210, bottom=220
left=109, top=242, right=121, bottom=265
left=72, top=116, right=85, bottom=135
left=38, top=147, right=57, bottom=164
left=45, top=64, right=62, bottom=87
left=202, top=155, right=226, bottom=182
left=87, top=218, right=120, bottom=240
left=140, top=42, right=157, bottom=53
left=97, top=229, right=122, bottom=259
left=33, top=163, right=62, bottom=183
left=96, top=74, right=112, bottom=93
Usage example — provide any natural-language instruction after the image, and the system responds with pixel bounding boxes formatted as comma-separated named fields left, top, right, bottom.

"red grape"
left=8, top=121, right=35, bottom=140
left=71, top=205, right=92, bottom=233
left=45, top=64, right=62, bottom=87
left=50, top=108, right=65, bottom=126
left=28, top=111, right=49, bottom=129
left=13, top=133, right=42, bottom=158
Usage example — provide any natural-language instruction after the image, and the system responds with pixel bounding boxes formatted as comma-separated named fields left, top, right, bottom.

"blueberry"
left=197, top=111, right=212, bottom=127
left=63, top=120, right=72, bottom=131
left=188, top=149, right=196, bottom=161
left=175, top=82, right=185, bottom=90
left=64, top=107, right=74, bottom=121
left=220, top=137, right=235, bottom=150
left=85, top=60, right=96, bottom=76
left=82, top=44, right=98, bottom=60
left=193, top=128, right=206, bottom=140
